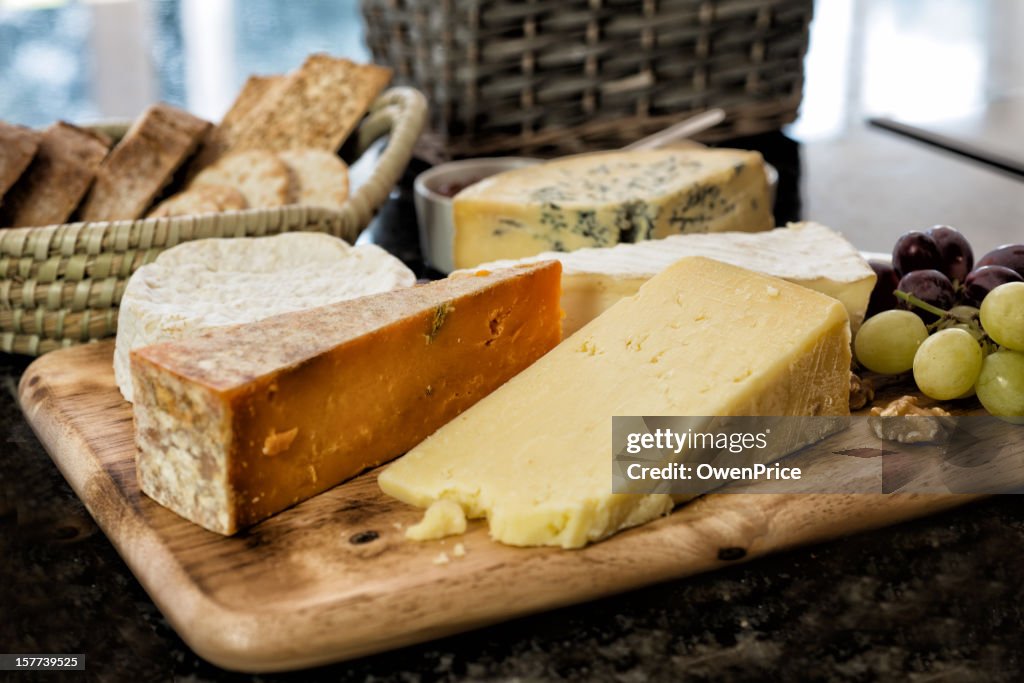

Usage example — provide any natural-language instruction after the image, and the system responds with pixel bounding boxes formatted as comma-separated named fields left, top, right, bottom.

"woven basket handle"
left=334, top=87, right=427, bottom=241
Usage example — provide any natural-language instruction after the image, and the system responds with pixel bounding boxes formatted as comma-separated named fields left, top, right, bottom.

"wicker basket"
left=361, top=0, right=813, bottom=157
left=0, top=87, right=427, bottom=356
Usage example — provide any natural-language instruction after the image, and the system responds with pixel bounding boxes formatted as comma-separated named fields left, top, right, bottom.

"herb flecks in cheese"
left=453, top=148, right=772, bottom=269
left=426, top=302, right=454, bottom=344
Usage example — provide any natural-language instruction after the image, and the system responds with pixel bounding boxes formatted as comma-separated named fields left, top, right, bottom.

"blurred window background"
left=793, top=0, right=1022, bottom=140
left=0, top=0, right=1021, bottom=139
left=0, top=0, right=369, bottom=125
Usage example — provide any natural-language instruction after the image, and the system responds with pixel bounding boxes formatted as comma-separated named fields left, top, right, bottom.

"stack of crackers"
left=0, top=54, right=391, bottom=229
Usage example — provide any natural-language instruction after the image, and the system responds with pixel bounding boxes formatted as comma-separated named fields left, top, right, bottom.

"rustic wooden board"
left=19, top=341, right=986, bottom=673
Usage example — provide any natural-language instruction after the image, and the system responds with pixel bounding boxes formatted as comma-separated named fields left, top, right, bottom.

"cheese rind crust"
left=379, top=257, right=851, bottom=549
left=131, top=262, right=562, bottom=535
left=452, top=148, right=772, bottom=269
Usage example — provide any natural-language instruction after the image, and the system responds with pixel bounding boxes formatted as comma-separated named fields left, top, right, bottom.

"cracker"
left=0, top=122, right=41, bottom=202
left=190, top=150, right=290, bottom=209
left=278, top=149, right=349, bottom=211
left=0, top=122, right=111, bottom=228
left=230, top=54, right=392, bottom=153
left=224, top=75, right=285, bottom=131
left=188, top=74, right=286, bottom=174
left=147, top=184, right=248, bottom=218
left=79, top=103, right=211, bottom=221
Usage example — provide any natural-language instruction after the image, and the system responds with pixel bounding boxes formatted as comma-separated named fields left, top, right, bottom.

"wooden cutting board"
left=19, top=341, right=987, bottom=673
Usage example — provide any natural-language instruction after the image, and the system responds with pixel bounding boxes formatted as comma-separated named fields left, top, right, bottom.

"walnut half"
left=850, top=372, right=875, bottom=411
left=868, top=396, right=956, bottom=444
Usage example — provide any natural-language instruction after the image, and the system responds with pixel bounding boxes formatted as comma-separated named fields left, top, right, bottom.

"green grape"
left=949, top=305, right=981, bottom=320
left=936, top=306, right=981, bottom=333
left=976, top=349, right=1024, bottom=422
left=951, top=322, right=986, bottom=342
left=854, top=310, right=929, bottom=374
left=980, top=282, right=1024, bottom=351
left=913, top=328, right=983, bottom=400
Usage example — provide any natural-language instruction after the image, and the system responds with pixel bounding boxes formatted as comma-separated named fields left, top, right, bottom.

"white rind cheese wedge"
left=379, top=256, right=852, bottom=549
left=114, top=232, right=415, bottom=402
left=452, top=148, right=772, bottom=269
left=463, top=222, right=876, bottom=336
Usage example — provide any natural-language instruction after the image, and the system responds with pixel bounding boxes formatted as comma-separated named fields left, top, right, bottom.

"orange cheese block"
left=130, top=261, right=562, bottom=535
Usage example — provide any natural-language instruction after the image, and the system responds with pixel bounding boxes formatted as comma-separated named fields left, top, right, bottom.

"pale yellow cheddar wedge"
left=379, top=256, right=852, bottom=548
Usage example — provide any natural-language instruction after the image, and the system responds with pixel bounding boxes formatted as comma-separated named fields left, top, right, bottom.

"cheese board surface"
left=19, top=340, right=988, bottom=673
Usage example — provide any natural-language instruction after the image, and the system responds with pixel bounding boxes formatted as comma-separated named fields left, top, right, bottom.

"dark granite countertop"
left=2, top=136, right=1023, bottom=682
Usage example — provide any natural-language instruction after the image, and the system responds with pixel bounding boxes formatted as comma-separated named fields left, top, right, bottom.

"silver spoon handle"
left=622, top=108, right=726, bottom=151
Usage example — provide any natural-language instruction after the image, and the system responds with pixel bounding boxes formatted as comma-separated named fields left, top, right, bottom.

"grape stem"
left=894, top=291, right=952, bottom=319
left=893, top=291, right=998, bottom=350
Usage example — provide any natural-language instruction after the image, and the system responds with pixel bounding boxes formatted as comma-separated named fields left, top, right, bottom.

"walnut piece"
left=870, top=395, right=951, bottom=418
left=868, top=395, right=956, bottom=444
left=849, top=372, right=875, bottom=411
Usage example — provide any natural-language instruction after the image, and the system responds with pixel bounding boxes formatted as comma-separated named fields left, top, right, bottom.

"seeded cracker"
left=279, top=149, right=350, bottom=210
left=147, top=184, right=248, bottom=218
left=229, top=54, right=392, bottom=153
left=188, top=74, right=286, bottom=174
left=225, top=75, right=287, bottom=131
left=190, top=150, right=291, bottom=209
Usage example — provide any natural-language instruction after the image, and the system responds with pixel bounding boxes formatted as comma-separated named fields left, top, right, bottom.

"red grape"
left=897, top=269, right=954, bottom=322
left=976, top=244, right=1024, bottom=278
left=926, top=225, right=974, bottom=283
left=962, top=265, right=1024, bottom=306
left=892, top=231, right=942, bottom=276
left=866, top=260, right=900, bottom=317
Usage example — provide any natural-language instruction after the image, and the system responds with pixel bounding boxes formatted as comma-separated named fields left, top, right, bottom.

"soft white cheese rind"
left=463, top=222, right=875, bottom=336
left=380, top=256, right=852, bottom=549
left=114, top=232, right=415, bottom=402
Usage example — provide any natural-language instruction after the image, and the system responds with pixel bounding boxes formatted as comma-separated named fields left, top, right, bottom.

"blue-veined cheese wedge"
left=452, top=148, right=772, bottom=269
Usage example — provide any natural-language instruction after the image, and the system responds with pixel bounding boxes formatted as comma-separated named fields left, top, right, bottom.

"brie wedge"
left=463, top=222, right=876, bottom=336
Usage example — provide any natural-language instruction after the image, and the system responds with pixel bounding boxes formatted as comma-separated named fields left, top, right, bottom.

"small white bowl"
left=414, top=157, right=540, bottom=273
